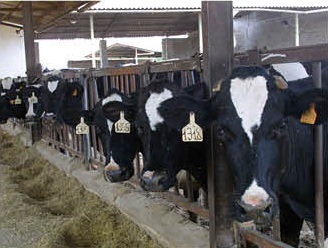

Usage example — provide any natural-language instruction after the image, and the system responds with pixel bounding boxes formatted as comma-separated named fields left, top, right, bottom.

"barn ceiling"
left=34, top=8, right=200, bottom=39
left=0, top=1, right=98, bottom=31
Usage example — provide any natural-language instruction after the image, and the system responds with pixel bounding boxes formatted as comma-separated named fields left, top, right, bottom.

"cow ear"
left=102, top=101, right=136, bottom=122
left=287, top=88, right=328, bottom=125
left=158, top=96, right=210, bottom=131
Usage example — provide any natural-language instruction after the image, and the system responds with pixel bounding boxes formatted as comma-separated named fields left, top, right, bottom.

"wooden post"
left=22, top=1, right=37, bottom=84
left=202, top=1, right=235, bottom=247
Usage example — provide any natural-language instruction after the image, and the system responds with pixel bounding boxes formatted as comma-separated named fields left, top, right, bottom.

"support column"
left=202, top=1, right=235, bottom=247
left=22, top=1, right=37, bottom=84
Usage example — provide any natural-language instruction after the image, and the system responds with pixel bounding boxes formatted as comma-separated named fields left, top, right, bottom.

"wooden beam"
left=235, top=43, right=328, bottom=65
left=240, top=230, right=294, bottom=248
left=23, top=1, right=37, bottom=84
left=202, top=1, right=235, bottom=247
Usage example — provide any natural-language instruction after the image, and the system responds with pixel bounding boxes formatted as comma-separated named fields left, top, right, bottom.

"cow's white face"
left=2, top=77, right=13, bottom=90
left=47, top=80, right=59, bottom=93
left=230, top=75, right=268, bottom=144
left=145, top=88, right=173, bottom=131
left=102, top=93, right=122, bottom=133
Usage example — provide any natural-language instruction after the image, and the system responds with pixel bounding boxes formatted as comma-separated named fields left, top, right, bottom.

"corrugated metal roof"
left=90, top=0, right=328, bottom=10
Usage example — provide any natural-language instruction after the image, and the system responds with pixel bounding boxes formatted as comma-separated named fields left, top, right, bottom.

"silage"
left=0, top=131, right=161, bottom=248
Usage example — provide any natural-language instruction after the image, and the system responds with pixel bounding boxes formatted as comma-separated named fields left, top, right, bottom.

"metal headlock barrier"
left=39, top=59, right=210, bottom=223
left=14, top=42, right=328, bottom=247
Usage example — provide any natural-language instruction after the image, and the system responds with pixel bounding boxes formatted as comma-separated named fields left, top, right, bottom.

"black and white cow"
left=159, top=65, right=328, bottom=246
left=56, top=80, right=84, bottom=127
left=22, top=76, right=84, bottom=127
left=0, top=89, right=27, bottom=123
left=131, top=79, right=209, bottom=192
left=0, top=77, right=28, bottom=123
left=84, top=89, right=141, bottom=182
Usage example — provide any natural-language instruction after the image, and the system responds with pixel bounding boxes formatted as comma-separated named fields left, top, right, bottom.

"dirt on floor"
left=0, top=131, right=162, bottom=248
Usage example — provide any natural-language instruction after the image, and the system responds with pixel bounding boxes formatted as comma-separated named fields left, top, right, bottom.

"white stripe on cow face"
left=145, top=88, right=173, bottom=131
left=102, top=93, right=123, bottom=133
left=230, top=76, right=268, bottom=144
left=47, top=80, right=59, bottom=93
left=241, top=179, right=270, bottom=207
left=2, top=77, right=13, bottom=90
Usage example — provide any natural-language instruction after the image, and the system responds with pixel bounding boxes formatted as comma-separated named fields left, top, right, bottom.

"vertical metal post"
left=22, top=1, right=37, bottom=84
left=89, top=14, right=96, bottom=68
left=202, top=2, right=235, bottom=247
left=295, top=14, right=299, bottom=46
left=198, top=12, right=203, bottom=54
left=100, top=39, right=108, bottom=68
left=81, top=74, right=91, bottom=164
left=312, top=62, right=324, bottom=248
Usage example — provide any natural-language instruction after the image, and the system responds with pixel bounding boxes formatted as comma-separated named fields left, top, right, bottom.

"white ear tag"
left=14, top=95, right=22, bottom=105
left=28, top=92, right=38, bottom=104
left=182, top=112, right=203, bottom=142
left=114, top=111, right=131, bottom=133
left=76, top=117, right=89, bottom=134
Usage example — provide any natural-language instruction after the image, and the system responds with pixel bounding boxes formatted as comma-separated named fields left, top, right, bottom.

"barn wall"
left=0, top=25, right=26, bottom=78
left=162, top=32, right=199, bottom=60
left=234, top=11, right=328, bottom=52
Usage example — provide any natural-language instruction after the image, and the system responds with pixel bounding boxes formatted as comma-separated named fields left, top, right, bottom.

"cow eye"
left=216, top=126, right=231, bottom=142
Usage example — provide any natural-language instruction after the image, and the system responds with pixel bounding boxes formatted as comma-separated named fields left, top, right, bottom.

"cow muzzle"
left=140, top=170, right=174, bottom=192
left=238, top=198, right=273, bottom=230
left=103, top=163, right=134, bottom=183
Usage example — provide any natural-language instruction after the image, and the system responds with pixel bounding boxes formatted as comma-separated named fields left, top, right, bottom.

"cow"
left=21, top=76, right=84, bottom=127
left=83, top=89, right=141, bottom=182
left=123, top=79, right=209, bottom=193
left=56, top=80, right=84, bottom=127
left=158, top=65, right=328, bottom=246
left=0, top=89, right=27, bottom=123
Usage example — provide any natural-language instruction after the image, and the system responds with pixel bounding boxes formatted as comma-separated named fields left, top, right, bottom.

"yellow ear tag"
left=28, top=92, right=38, bottom=104
left=76, top=117, right=89, bottom=134
left=114, top=111, right=131, bottom=133
left=182, top=112, right=203, bottom=142
left=300, top=103, right=317, bottom=125
left=72, top=88, right=78, bottom=97
left=14, top=95, right=22, bottom=105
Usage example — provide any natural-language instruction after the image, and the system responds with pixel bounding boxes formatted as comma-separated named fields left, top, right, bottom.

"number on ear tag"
left=28, top=92, right=38, bottom=104
left=300, top=103, right=317, bottom=125
left=14, top=95, right=22, bottom=105
left=182, top=112, right=203, bottom=142
left=76, top=117, right=89, bottom=134
left=114, top=111, right=131, bottom=133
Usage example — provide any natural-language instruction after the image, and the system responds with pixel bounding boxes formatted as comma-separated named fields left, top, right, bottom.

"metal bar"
left=202, top=1, right=235, bottom=247
left=89, top=14, right=96, bottom=68
left=240, top=230, right=294, bottom=248
left=313, top=62, right=325, bottom=248
left=81, top=74, right=91, bottom=164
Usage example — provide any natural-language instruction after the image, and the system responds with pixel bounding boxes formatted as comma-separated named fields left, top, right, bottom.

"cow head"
left=0, top=91, right=29, bottom=124
left=56, top=81, right=84, bottom=127
left=135, top=79, right=208, bottom=192
left=215, top=66, right=328, bottom=222
left=97, top=90, right=141, bottom=182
